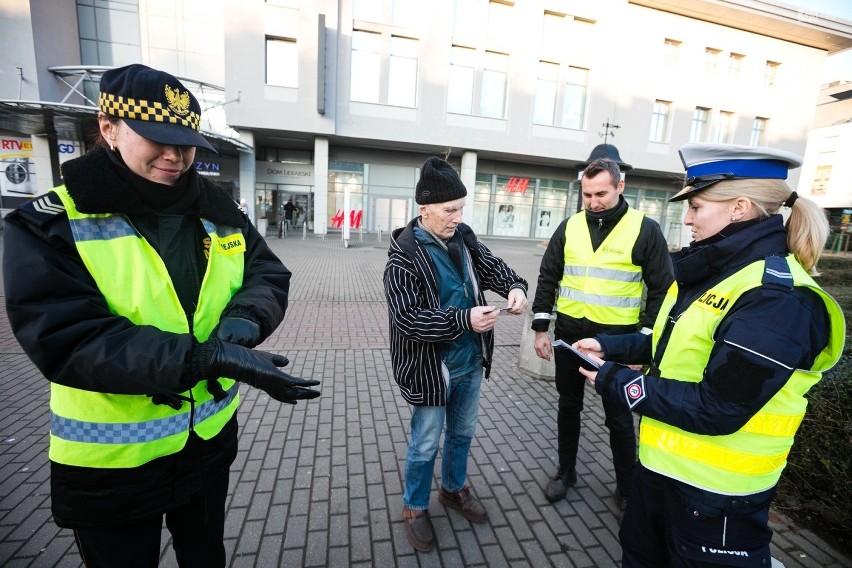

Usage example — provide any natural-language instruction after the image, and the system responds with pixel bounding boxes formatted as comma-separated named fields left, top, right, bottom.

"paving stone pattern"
left=0, top=227, right=849, bottom=567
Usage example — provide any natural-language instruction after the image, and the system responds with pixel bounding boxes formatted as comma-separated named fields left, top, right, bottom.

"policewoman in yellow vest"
left=574, top=143, right=845, bottom=567
left=531, top=156, right=674, bottom=508
left=3, top=64, right=320, bottom=567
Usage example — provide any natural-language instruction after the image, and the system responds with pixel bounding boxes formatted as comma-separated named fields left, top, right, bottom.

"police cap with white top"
left=670, top=143, right=802, bottom=202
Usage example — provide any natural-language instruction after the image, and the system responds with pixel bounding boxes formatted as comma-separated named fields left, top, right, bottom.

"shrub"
left=774, top=254, right=852, bottom=554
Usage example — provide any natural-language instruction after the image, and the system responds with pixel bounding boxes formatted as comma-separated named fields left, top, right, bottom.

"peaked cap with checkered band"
left=99, top=64, right=215, bottom=152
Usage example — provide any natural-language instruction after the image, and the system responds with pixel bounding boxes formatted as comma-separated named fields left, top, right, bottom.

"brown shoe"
left=439, top=486, right=488, bottom=523
left=402, top=507, right=434, bottom=552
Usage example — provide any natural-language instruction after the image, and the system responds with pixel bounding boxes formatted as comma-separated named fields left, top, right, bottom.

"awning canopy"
left=0, top=66, right=252, bottom=156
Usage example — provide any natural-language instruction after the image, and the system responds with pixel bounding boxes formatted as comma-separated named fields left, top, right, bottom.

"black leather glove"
left=203, top=339, right=320, bottom=404
left=215, top=316, right=262, bottom=347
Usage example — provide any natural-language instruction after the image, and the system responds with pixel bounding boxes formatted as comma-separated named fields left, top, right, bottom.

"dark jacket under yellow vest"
left=49, top=186, right=245, bottom=468
left=643, top=255, right=845, bottom=494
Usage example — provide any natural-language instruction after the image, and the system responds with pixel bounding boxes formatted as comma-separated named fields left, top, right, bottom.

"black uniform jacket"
left=2, top=147, right=291, bottom=527
left=594, top=215, right=832, bottom=512
left=531, top=197, right=674, bottom=341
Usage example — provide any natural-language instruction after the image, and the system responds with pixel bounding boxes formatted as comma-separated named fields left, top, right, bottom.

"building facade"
left=797, top=79, right=852, bottom=251
left=2, top=0, right=851, bottom=247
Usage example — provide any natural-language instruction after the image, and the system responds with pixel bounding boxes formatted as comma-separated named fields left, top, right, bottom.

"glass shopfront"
left=251, top=152, right=685, bottom=246
left=473, top=172, right=579, bottom=239
left=328, top=161, right=365, bottom=231
left=535, top=178, right=577, bottom=239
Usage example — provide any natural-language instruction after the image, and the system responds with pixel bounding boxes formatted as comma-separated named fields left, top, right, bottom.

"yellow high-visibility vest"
left=49, top=186, right=245, bottom=468
left=643, top=255, right=845, bottom=494
left=556, top=208, right=644, bottom=325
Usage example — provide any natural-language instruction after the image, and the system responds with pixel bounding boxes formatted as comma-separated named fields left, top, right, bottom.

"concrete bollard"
left=517, top=310, right=556, bottom=381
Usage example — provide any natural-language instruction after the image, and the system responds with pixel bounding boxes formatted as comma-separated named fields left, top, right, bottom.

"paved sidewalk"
left=1, top=227, right=849, bottom=567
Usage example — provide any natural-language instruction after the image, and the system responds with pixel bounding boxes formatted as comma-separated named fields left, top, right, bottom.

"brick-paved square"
left=1, top=229, right=849, bottom=567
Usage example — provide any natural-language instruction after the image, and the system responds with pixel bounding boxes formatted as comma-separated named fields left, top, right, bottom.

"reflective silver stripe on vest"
left=51, top=385, right=238, bottom=444
left=69, top=216, right=137, bottom=241
left=563, top=264, right=642, bottom=282
left=558, top=287, right=642, bottom=308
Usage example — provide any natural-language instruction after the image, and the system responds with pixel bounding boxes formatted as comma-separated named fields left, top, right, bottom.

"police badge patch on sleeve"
left=624, top=375, right=646, bottom=409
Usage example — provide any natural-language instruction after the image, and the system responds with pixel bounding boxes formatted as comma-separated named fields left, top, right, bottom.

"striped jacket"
left=384, top=218, right=528, bottom=406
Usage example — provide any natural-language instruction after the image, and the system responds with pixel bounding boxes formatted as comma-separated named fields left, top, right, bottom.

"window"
left=453, top=0, right=514, bottom=40
left=541, top=12, right=566, bottom=57
left=480, top=51, right=508, bottom=118
left=716, top=110, right=735, bottom=143
left=729, top=53, right=744, bottom=80
left=689, top=107, right=710, bottom=143
left=532, top=64, right=588, bottom=129
left=266, top=37, right=299, bottom=88
left=350, top=30, right=382, bottom=103
left=534, top=10, right=589, bottom=130
left=562, top=66, right=588, bottom=129
left=354, top=0, right=420, bottom=26
left=704, top=48, right=721, bottom=75
left=749, top=117, right=768, bottom=146
left=811, top=165, right=831, bottom=196
left=353, top=0, right=383, bottom=22
left=663, top=39, right=681, bottom=67
left=649, top=100, right=671, bottom=143
left=533, top=61, right=558, bottom=125
left=350, top=30, right=419, bottom=107
left=388, top=36, right=418, bottom=107
left=448, top=45, right=476, bottom=114
left=77, top=0, right=142, bottom=67
left=447, top=47, right=508, bottom=118
left=447, top=0, right=514, bottom=118
left=453, top=0, right=479, bottom=37
left=391, top=0, right=420, bottom=27
left=765, top=61, right=780, bottom=85
left=486, top=1, right=513, bottom=46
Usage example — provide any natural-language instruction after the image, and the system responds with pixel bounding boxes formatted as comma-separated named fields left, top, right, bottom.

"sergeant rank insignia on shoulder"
left=18, top=192, right=66, bottom=227
left=31, top=193, right=65, bottom=215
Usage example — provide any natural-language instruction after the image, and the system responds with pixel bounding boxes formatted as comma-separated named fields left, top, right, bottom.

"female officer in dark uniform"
left=3, top=64, right=319, bottom=567
left=573, top=143, right=844, bottom=566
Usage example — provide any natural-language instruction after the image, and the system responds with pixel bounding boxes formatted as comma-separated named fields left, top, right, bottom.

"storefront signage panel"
left=1, top=136, right=82, bottom=198
left=256, top=162, right=315, bottom=185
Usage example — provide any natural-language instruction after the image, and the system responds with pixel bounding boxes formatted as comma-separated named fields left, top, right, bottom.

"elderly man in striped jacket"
left=384, top=156, right=528, bottom=553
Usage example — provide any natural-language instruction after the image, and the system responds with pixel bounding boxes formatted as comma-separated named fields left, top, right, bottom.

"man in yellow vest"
left=575, top=143, right=844, bottom=565
left=3, top=64, right=320, bottom=566
left=531, top=157, right=673, bottom=510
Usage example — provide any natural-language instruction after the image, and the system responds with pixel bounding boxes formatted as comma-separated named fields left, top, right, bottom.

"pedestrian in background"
left=531, top=157, right=673, bottom=510
left=384, top=156, right=528, bottom=552
left=575, top=143, right=845, bottom=566
left=278, top=198, right=296, bottom=238
left=2, top=64, right=320, bottom=567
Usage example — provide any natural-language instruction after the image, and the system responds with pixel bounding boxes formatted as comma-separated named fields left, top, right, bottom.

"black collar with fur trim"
left=60, top=146, right=246, bottom=228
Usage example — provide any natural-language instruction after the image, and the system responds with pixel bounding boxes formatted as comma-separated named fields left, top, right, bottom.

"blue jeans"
left=403, top=369, right=483, bottom=511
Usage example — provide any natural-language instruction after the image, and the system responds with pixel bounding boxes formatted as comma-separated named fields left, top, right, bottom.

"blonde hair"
left=696, top=178, right=829, bottom=275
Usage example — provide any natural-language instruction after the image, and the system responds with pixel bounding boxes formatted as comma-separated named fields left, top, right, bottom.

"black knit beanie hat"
left=415, top=157, right=468, bottom=205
